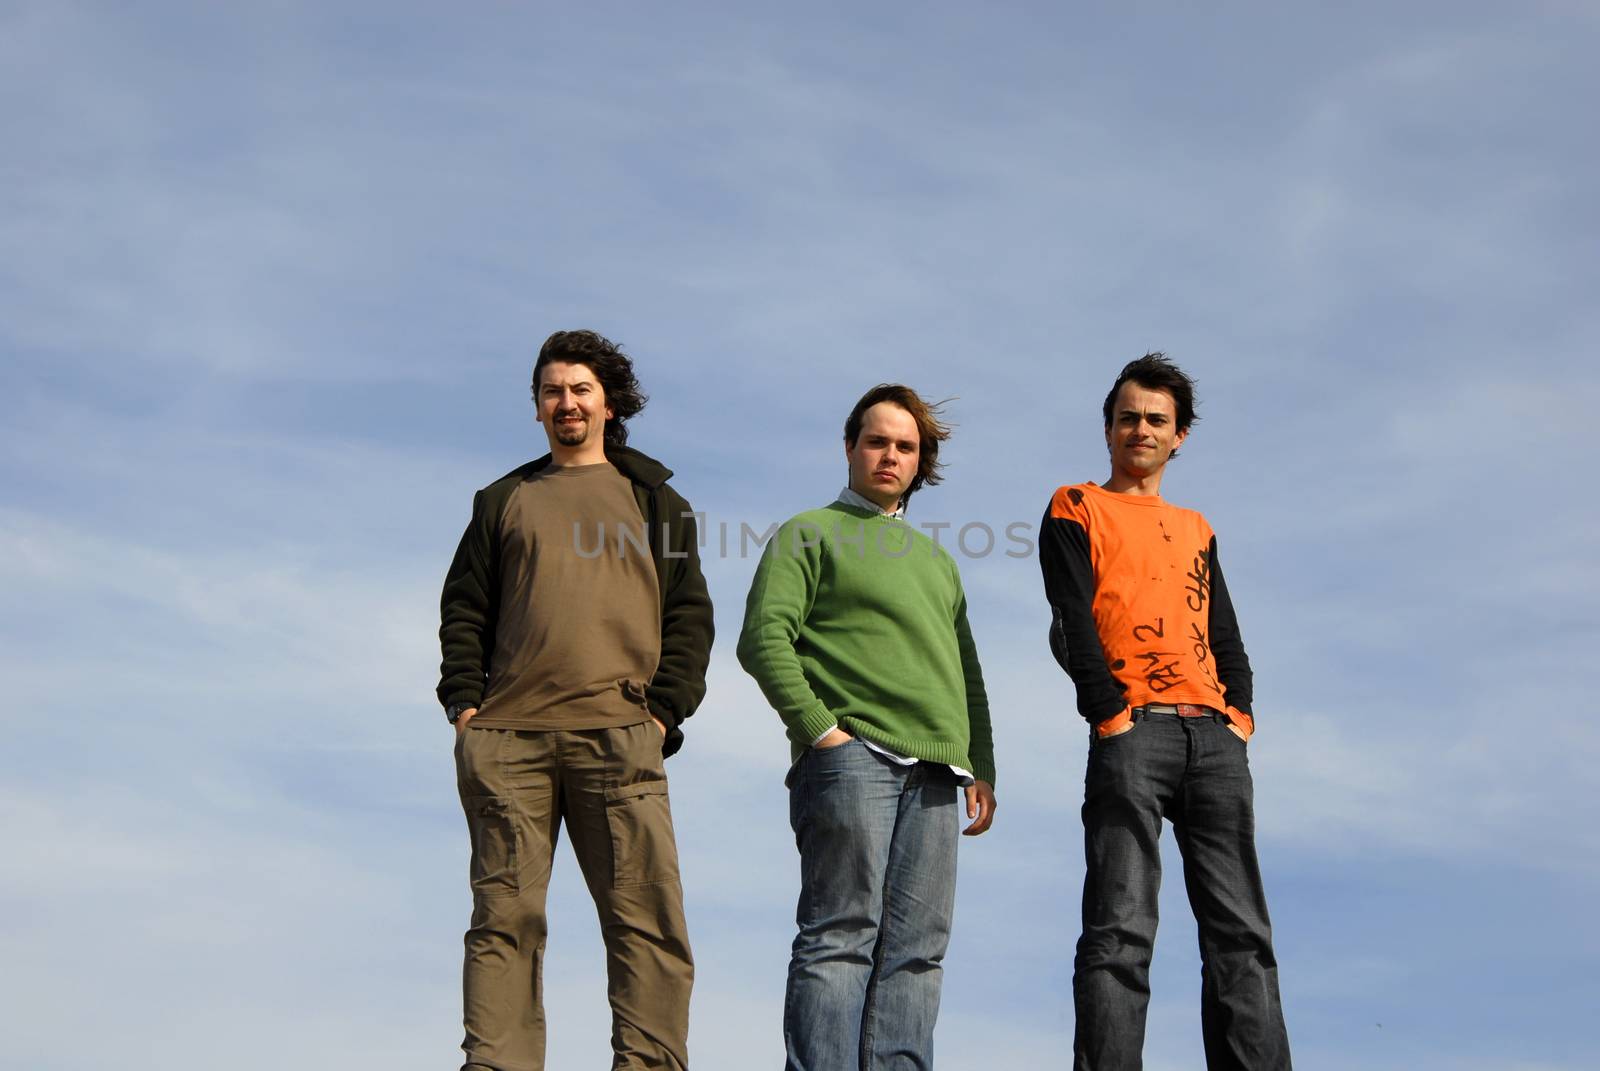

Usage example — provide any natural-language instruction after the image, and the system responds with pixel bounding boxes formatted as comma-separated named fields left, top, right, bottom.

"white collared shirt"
left=836, top=483, right=906, bottom=520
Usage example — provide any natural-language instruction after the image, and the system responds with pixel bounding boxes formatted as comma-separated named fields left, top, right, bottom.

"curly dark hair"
left=1102, top=351, right=1198, bottom=457
left=843, top=384, right=953, bottom=504
left=531, top=329, right=648, bottom=445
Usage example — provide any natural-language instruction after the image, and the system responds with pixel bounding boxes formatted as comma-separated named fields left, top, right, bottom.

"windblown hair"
left=843, top=384, right=953, bottom=504
left=531, top=329, right=648, bottom=445
left=1102, top=351, right=1199, bottom=457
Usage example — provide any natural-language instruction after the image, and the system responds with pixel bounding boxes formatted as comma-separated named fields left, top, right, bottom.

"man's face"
left=535, top=360, right=612, bottom=452
left=846, top=401, right=920, bottom=511
left=1105, top=381, right=1187, bottom=480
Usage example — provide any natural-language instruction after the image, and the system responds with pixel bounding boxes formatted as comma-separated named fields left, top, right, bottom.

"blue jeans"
left=784, top=739, right=960, bottom=1071
left=1075, top=710, right=1291, bottom=1070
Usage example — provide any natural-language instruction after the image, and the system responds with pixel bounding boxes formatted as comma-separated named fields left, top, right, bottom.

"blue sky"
left=3, top=2, right=1597, bottom=1067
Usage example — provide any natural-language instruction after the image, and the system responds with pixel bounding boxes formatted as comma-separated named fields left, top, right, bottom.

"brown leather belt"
left=1140, top=703, right=1216, bottom=718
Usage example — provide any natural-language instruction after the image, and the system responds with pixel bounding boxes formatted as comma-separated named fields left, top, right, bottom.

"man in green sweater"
left=737, top=384, right=997, bottom=1071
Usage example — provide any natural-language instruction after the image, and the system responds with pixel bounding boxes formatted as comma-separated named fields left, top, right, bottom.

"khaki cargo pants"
left=457, top=721, right=693, bottom=1071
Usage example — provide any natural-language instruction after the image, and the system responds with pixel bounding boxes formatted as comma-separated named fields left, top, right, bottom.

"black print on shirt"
left=1188, top=621, right=1222, bottom=696
left=1185, top=547, right=1211, bottom=613
left=1128, top=616, right=1186, bottom=692
left=1136, top=650, right=1186, bottom=693
left=1132, top=618, right=1165, bottom=642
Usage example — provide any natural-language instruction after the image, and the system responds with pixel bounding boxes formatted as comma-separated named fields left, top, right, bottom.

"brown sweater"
left=468, top=462, right=661, bottom=731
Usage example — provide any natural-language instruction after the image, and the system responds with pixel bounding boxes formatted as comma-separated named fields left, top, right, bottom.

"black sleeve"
left=1038, top=505, right=1127, bottom=725
left=650, top=487, right=715, bottom=757
left=1206, top=535, right=1254, bottom=716
left=436, top=490, right=498, bottom=711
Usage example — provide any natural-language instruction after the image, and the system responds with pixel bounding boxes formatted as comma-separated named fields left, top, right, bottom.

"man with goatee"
left=438, top=329, right=712, bottom=1070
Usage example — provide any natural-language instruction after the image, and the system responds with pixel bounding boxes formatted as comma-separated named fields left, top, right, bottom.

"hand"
left=813, top=728, right=853, bottom=749
left=1226, top=722, right=1248, bottom=742
left=453, top=707, right=478, bottom=737
left=651, top=715, right=668, bottom=738
left=962, top=780, right=996, bottom=836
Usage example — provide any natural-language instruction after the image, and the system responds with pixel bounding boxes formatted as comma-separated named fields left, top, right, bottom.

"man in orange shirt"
left=1039, top=354, right=1291, bottom=1070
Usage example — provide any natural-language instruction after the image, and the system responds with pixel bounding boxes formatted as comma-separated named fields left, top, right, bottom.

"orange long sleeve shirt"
left=1039, top=482, right=1255, bottom=738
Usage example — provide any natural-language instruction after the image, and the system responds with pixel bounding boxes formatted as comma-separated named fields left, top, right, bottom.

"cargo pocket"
left=464, top=795, right=519, bottom=897
left=603, top=779, right=679, bottom=888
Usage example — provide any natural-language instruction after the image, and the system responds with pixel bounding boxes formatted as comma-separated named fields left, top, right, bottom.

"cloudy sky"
left=3, top=2, right=1597, bottom=1067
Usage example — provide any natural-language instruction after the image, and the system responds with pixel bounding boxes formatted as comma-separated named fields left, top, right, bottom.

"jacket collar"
left=523, top=442, right=672, bottom=489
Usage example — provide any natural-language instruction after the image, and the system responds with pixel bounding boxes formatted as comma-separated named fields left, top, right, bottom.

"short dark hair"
left=843, top=384, right=953, bottom=504
left=1102, top=352, right=1198, bottom=453
left=531, top=330, right=647, bottom=445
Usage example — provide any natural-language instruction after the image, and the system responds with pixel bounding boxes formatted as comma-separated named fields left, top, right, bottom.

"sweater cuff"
left=970, top=756, right=997, bottom=787
left=789, top=700, right=837, bottom=748
left=1225, top=706, right=1254, bottom=740
left=1094, top=707, right=1135, bottom=738
left=646, top=695, right=682, bottom=731
left=442, top=690, right=484, bottom=713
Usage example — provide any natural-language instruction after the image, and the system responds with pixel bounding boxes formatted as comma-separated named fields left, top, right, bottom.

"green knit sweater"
left=736, top=502, right=996, bottom=785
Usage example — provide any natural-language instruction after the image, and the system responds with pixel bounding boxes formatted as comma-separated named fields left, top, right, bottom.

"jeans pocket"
left=809, top=737, right=864, bottom=759
left=463, top=795, right=518, bottom=897
left=604, top=780, right=680, bottom=888
left=786, top=740, right=851, bottom=834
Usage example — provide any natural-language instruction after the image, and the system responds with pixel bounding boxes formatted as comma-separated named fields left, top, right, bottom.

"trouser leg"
left=1173, top=717, right=1291, bottom=1071
left=564, top=723, right=694, bottom=1071
left=1074, top=713, right=1183, bottom=1071
left=784, top=740, right=900, bottom=1071
left=458, top=728, right=562, bottom=1071
left=859, top=763, right=959, bottom=1071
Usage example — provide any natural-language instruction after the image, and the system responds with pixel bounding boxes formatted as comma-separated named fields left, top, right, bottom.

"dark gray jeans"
left=1075, top=709, right=1291, bottom=1070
